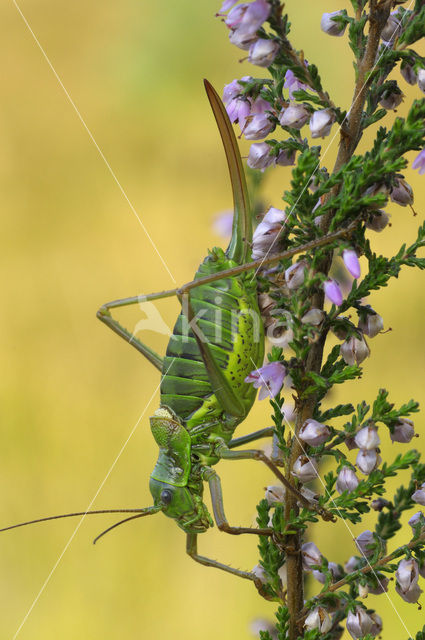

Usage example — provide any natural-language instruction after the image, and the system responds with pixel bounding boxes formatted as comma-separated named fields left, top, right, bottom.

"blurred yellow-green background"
left=1, top=1, right=424, bottom=638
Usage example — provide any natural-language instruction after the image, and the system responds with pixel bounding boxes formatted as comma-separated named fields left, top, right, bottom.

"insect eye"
left=160, top=489, right=173, bottom=505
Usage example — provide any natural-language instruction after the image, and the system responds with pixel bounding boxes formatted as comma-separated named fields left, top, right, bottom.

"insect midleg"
left=186, top=532, right=261, bottom=583
left=202, top=466, right=272, bottom=536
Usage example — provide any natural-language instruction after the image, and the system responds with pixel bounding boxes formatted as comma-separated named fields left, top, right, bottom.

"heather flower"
left=252, top=206, right=286, bottom=259
left=222, top=76, right=252, bottom=104
left=396, top=581, right=422, bottom=603
left=340, top=335, right=370, bottom=366
left=365, top=209, right=390, bottom=231
left=356, top=448, right=381, bottom=475
left=247, top=142, right=274, bottom=170
left=279, top=103, right=310, bottom=129
left=396, top=558, right=420, bottom=593
left=320, top=11, right=347, bottom=37
left=301, top=541, right=322, bottom=569
left=390, top=418, right=415, bottom=443
left=418, top=68, right=425, bottom=93
left=369, top=577, right=389, bottom=595
left=412, top=148, right=425, bottom=174
left=346, top=607, right=374, bottom=639
left=252, top=563, right=268, bottom=584
left=275, top=148, right=296, bottom=166
left=304, top=607, right=332, bottom=633
left=284, top=68, right=309, bottom=100
left=292, top=455, right=318, bottom=482
left=408, top=511, right=425, bottom=531
left=390, top=177, right=414, bottom=206
left=226, top=0, right=271, bottom=50
left=358, top=310, right=384, bottom=338
left=342, top=249, right=361, bottom=278
left=412, top=482, right=425, bottom=506
left=355, top=530, right=375, bottom=557
left=278, top=563, right=287, bottom=588
left=371, top=498, right=389, bottom=511
left=381, top=11, right=402, bottom=42
left=379, top=84, right=403, bottom=110
left=245, top=361, right=286, bottom=400
left=226, top=97, right=251, bottom=128
left=401, top=62, right=417, bottom=85
left=219, top=0, right=238, bottom=12
left=354, top=426, right=380, bottom=450
left=248, top=38, right=279, bottom=67
left=336, top=467, right=359, bottom=494
left=312, top=561, right=342, bottom=584
left=285, top=260, right=306, bottom=290
left=301, top=308, right=325, bottom=326
left=243, top=113, right=274, bottom=140
left=300, top=486, right=319, bottom=505
left=299, top=419, right=330, bottom=446
left=370, top=613, right=383, bottom=636
left=309, top=109, right=335, bottom=138
left=345, top=556, right=360, bottom=573
left=265, top=484, right=285, bottom=505
left=324, top=279, right=343, bottom=306
left=363, top=182, right=390, bottom=206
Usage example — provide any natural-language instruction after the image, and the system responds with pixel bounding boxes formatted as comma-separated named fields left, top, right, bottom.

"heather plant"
left=216, top=1, right=425, bottom=638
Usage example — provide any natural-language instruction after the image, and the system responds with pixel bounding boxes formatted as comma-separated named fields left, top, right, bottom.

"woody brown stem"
left=284, top=3, right=392, bottom=639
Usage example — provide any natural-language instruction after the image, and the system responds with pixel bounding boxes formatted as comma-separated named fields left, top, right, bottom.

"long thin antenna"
left=0, top=508, right=158, bottom=533
left=93, top=512, right=153, bottom=545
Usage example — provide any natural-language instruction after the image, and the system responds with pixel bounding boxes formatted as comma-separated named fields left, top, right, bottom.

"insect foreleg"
left=97, top=290, right=176, bottom=370
left=186, top=532, right=262, bottom=584
left=202, top=467, right=273, bottom=536
left=228, top=427, right=275, bottom=449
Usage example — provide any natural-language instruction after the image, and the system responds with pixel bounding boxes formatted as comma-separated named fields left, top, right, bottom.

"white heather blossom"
left=292, top=455, right=318, bottom=482
left=354, top=426, right=380, bottom=450
left=340, top=335, right=370, bottom=366
left=346, top=607, right=374, bottom=639
left=309, top=109, right=335, bottom=138
left=305, top=607, right=332, bottom=633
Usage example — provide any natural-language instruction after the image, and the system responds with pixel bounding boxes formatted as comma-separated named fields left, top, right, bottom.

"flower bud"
left=365, top=209, right=390, bottom=232
left=408, top=511, right=425, bottom=532
left=379, top=84, right=403, bottom=110
left=371, top=498, right=389, bottom=511
left=355, top=530, right=375, bottom=557
left=279, top=103, right=310, bottom=129
left=412, top=482, right=425, bottom=506
left=396, top=558, right=419, bottom=593
left=252, top=563, right=268, bottom=584
left=243, top=113, right=274, bottom=140
left=250, top=619, right=276, bottom=638
left=340, top=335, right=370, bottom=366
left=252, top=207, right=286, bottom=259
left=299, top=419, right=330, bottom=446
left=401, top=62, right=417, bottom=85
left=276, top=147, right=296, bottom=166
left=247, top=142, right=274, bottom=170
left=320, top=10, right=347, bottom=37
left=354, top=426, right=380, bottom=450
left=369, top=576, right=389, bottom=595
left=336, top=467, right=359, bottom=494
left=370, top=613, right=383, bottom=636
left=301, top=541, right=322, bottom=569
left=343, top=249, right=361, bottom=278
left=285, top=260, right=306, bottom=290
left=390, top=418, right=415, bottom=443
left=292, top=455, right=318, bottom=482
left=248, top=38, right=279, bottom=67
left=381, top=12, right=402, bottom=42
left=358, top=311, right=384, bottom=338
left=358, top=583, right=369, bottom=598
left=356, top=448, right=381, bottom=475
left=305, top=606, right=332, bottom=633
left=346, top=607, right=374, bottom=639
left=265, top=484, right=285, bottom=505
left=390, top=177, right=414, bottom=206
left=324, top=279, right=343, bottom=306
left=309, top=109, right=335, bottom=138
left=418, top=68, right=425, bottom=94
left=301, top=308, right=325, bottom=326
left=345, top=556, right=360, bottom=573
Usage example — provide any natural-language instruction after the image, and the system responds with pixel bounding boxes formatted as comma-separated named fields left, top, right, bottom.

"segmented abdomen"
left=160, top=249, right=264, bottom=430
